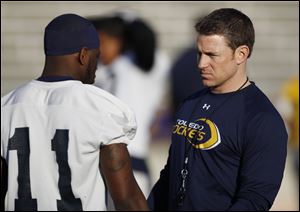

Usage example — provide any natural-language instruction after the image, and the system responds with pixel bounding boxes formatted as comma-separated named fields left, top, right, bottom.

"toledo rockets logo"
left=172, top=118, right=221, bottom=150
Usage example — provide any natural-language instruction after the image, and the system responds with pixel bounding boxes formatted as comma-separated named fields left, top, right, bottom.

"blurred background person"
left=170, top=47, right=203, bottom=116
left=89, top=11, right=171, bottom=198
left=276, top=74, right=299, bottom=177
left=169, top=15, right=207, bottom=120
left=273, top=74, right=299, bottom=210
left=92, top=15, right=125, bottom=93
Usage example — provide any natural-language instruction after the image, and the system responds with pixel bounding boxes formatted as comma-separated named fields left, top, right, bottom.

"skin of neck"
left=41, top=54, right=84, bottom=81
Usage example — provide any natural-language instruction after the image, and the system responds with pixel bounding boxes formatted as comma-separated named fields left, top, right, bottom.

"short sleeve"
left=100, top=102, right=137, bottom=146
left=83, top=84, right=137, bottom=146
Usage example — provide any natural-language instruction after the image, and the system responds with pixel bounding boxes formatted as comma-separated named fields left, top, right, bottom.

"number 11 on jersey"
left=8, top=127, right=83, bottom=211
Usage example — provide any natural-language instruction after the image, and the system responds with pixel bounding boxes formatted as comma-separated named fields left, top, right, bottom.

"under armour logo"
left=202, top=103, right=211, bottom=110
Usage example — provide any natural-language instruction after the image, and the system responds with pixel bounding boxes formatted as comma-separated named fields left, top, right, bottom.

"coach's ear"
left=78, top=47, right=89, bottom=65
left=235, top=45, right=249, bottom=65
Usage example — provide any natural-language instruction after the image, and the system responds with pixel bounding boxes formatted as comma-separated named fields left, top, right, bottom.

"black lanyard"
left=175, top=77, right=249, bottom=207
left=175, top=93, right=205, bottom=206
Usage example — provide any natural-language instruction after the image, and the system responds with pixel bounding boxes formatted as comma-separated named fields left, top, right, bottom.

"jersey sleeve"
left=95, top=90, right=137, bottom=146
left=84, top=84, right=137, bottom=146
left=101, top=106, right=137, bottom=146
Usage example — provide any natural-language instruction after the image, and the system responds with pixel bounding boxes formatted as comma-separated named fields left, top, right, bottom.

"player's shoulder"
left=82, top=84, right=125, bottom=105
left=1, top=82, right=32, bottom=107
left=81, top=84, right=134, bottom=115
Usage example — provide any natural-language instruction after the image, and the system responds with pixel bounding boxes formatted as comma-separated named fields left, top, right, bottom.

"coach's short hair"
left=195, top=8, right=255, bottom=58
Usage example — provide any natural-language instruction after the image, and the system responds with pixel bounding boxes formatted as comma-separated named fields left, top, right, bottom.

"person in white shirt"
left=1, top=13, right=148, bottom=211
left=90, top=13, right=171, bottom=198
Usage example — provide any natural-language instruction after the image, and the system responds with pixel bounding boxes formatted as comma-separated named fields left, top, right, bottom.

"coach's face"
left=197, top=34, right=239, bottom=93
left=84, top=48, right=100, bottom=84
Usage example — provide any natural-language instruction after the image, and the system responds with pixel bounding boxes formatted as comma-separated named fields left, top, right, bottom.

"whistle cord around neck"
left=204, top=77, right=249, bottom=122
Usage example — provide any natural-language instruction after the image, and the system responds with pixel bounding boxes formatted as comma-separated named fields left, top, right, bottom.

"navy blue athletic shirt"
left=148, top=82, right=287, bottom=211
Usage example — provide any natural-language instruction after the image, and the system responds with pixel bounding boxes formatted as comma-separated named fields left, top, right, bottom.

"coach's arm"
left=100, top=143, right=149, bottom=211
left=227, top=113, right=288, bottom=210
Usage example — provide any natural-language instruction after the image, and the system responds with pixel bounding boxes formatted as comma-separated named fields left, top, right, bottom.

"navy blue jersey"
left=148, top=82, right=288, bottom=211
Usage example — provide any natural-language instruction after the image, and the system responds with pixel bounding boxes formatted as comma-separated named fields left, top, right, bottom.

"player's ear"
left=78, top=47, right=89, bottom=65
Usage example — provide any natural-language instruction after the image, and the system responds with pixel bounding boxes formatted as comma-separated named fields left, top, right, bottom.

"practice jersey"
left=1, top=79, right=137, bottom=211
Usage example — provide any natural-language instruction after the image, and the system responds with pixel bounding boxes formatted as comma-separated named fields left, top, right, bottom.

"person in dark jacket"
left=148, top=8, right=287, bottom=211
